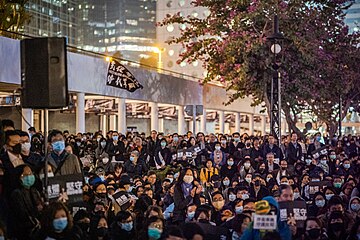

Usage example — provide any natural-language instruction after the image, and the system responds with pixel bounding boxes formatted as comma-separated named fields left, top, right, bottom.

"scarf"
left=181, top=182, right=193, bottom=198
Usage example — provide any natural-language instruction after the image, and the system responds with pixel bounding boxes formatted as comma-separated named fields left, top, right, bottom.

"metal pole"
left=192, top=105, right=196, bottom=134
left=43, top=109, right=49, bottom=204
left=278, top=71, right=282, bottom=141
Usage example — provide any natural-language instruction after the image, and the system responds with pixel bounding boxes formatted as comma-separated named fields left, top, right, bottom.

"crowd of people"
left=1, top=118, right=360, bottom=240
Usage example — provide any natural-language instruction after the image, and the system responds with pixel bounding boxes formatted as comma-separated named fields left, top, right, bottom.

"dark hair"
left=115, top=210, right=132, bottom=222
left=262, top=232, right=282, bottom=240
left=73, top=209, right=90, bottom=222
left=175, top=168, right=196, bottom=187
left=328, top=195, right=343, bottom=207
left=5, top=130, right=20, bottom=143
left=232, top=213, right=251, bottom=233
left=41, top=202, right=73, bottom=234
left=181, top=222, right=205, bottom=239
left=48, top=129, right=63, bottom=143
left=18, top=130, right=29, bottom=138
left=279, top=184, right=292, bottom=195
left=303, top=217, right=322, bottom=229
left=2, top=119, right=14, bottom=129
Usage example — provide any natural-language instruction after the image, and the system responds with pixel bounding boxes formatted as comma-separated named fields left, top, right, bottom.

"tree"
left=0, top=0, right=30, bottom=36
left=159, top=0, right=360, bottom=136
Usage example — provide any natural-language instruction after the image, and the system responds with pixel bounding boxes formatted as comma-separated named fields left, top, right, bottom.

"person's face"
left=187, top=205, right=197, bottom=215
left=19, top=136, right=30, bottom=144
left=241, top=217, right=251, bottom=233
left=197, top=212, right=209, bottom=221
left=280, top=161, right=288, bottom=169
left=291, top=133, right=297, bottom=142
left=98, top=217, right=108, bottom=228
left=209, top=134, right=216, bottom=142
left=7, top=134, right=20, bottom=149
left=151, top=131, right=157, bottom=139
left=206, top=161, right=212, bottom=169
left=96, top=184, right=107, bottom=194
left=148, top=174, right=157, bottom=185
left=197, top=134, right=204, bottom=142
left=185, top=169, right=193, bottom=177
left=21, top=166, right=33, bottom=182
left=52, top=133, right=64, bottom=143
left=253, top=139, right=259, bottom=146
left=267, top=154, right=274, bottom=163
left=236, top=190, right=248, bottom=199
left=135, top=138, right=142, bottom=147
left=190, top=138, right=196, bottom=145
left=54, top=209, right=67, bottom=220
left=344, top=185, right=353, bottom=195
left=280, top=178, right=289, bottom=185
left=244, top=202, right=255, bottom=212
left=146, top=190, right=154, bottom=199
left=148, top=220, right=163, bottom=232
left=137, top=187, right=144, bottom=197
left=268, top=136, right=275, bottom=144
left=279, top=188, right=294, bottom=202
left=330, top=204, right=343, bottom=213
left=306, top=220, right=320, bottom=231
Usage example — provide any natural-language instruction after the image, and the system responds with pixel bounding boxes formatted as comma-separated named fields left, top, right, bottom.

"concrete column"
left=282, top=118, right=287, bottom=135
left=188, top=121, right=193, bottom=133
left=109, top=115, right=117, bottom=131
left=40, top=110, right=45, bottom=133
left=101, top=115, right=107, bottom=133
left=178, top=105, right=186, bottom=135
left=200, top=108, right=206, bottom=134
left=159, top=118, right=164, bottom=133
left=117, top=98, right=126, bottom=134
left=234, top=112, right=241, bottom=133
left=149, top=102, right=159, bottom=132
left=218, top=111, right=225, bottom=133
left=261, top=115, right=266, bottom=136
left=76, top=92, right=85, bottom=133
left=225, top=122, right=230, bottom=134
left=248, top=114, right=254, bottom=135
left=21, top=108, right=34, bottom=131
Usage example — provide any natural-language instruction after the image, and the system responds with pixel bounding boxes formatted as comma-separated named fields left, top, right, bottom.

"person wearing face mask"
left=95, top=137, right=111, bottom=166
left=18, top=131, right=43, bottom=174
left=185, top=203, right=197, bottom=222
left=348, top=196, right=360, bottom=218
left=210, top=191, right=226, bottom=225
left=89, top=216, right=109, bottom=240
left=105, top=131, right=125, bottom=163
left=211, top=142, right=226, bottom=167
left=8, top=164, right=43, bottom=240
left=109, top=210, right=135, bottom=239
left=249, top=174, right=270, bottom=201
left=39, top=201, right=81, bottom=240
left=308, top=192, right=327, bottom=217
left=301, top=217, right=326, bottom=240
left=327, top=211, right=348, bottom=240
left=73, top=209, right=91, bottom=239
left=124, top=150, right=148, bottom=178
left=220, top=156, right=237, bottom=180
left=238, top=158, right=255, bottom=179
left=43, top=130, right=81, bottom=177
left=229, top=132, right=245, bottom=155
left=154, top=139, right=171, bottom=169
left=307, top=133, right=325, bottom=156
left=173, top=168, right=202, bottom=223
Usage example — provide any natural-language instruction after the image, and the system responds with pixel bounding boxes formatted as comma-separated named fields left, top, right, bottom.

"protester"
left=1, top=123, right=360, bottom=240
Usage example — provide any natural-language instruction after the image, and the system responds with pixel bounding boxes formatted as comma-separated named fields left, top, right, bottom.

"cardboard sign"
left=47, top=174, right=84, bottom=204
left=279, top=201, right=307, bottom=227
left=253, top=214, right=277, bottom=230
left=308, top=181, right=331, bottom=198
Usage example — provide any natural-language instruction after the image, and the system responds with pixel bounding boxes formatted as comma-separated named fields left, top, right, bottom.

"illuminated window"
left=203, top=9, right=211, bottom=17
left=192, top=60, right=199, bottom=67
left=179, top=24, right=186, bottom=30
left=180, top=62, right=186, bottom=67
left=191, top=11, right=198, bottom=18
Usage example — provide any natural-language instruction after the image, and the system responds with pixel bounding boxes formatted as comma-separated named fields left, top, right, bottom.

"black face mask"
left=97, top=193, right=107, bottom=199
left=10, top=143, right=22, bottom=154
left=78, top=222, right=90, bottom=233
left=246, top=143, right=251, bottom=147
left=213, top=181, right=221, bottom=188
left=330, top=222, right=343, bottom=232
left=96, top=227, right=108, bottom=237
left=198, top=219, right=209, bottom=224
left=254, top=180, right=261, bottom=187
left=307, top=229, right=321, bottom=239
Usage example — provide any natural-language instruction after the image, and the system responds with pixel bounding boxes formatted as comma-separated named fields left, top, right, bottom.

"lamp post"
left=267, top=15, right=284, bottom=141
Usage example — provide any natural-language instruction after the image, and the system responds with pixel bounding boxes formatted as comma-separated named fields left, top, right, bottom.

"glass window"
left=168, top=49, right=175, bottom=56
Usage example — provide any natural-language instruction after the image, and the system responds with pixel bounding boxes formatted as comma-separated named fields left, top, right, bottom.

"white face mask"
left=21, top=142, right=31, bottom=152
left=183, top=175, right=194, bottom=184
left=102, top=157, right=109, bottom=164
left=215, top=146, right=221, bottom=150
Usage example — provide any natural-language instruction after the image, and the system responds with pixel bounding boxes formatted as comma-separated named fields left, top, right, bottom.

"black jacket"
left=249, top=185, right=270, bottom=201
left=173, top=183, right=200, bottom=223
left=286, top=142, right=302, bottom=165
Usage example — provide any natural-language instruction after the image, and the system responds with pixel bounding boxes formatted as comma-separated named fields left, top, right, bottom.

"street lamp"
left=267, top=15, right=284, bottom=141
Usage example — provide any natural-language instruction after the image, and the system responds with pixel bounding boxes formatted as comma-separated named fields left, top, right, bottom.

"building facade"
left=23, top=0, right=78, bottom=45
left=345, top=0, right=360, bottom=33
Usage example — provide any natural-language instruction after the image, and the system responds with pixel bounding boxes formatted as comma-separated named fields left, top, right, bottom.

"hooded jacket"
left=240, top=196, right=292, bottom=240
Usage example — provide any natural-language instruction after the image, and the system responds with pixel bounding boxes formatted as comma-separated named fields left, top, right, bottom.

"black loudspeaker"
left=21, top=37, right=68, bottom=109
